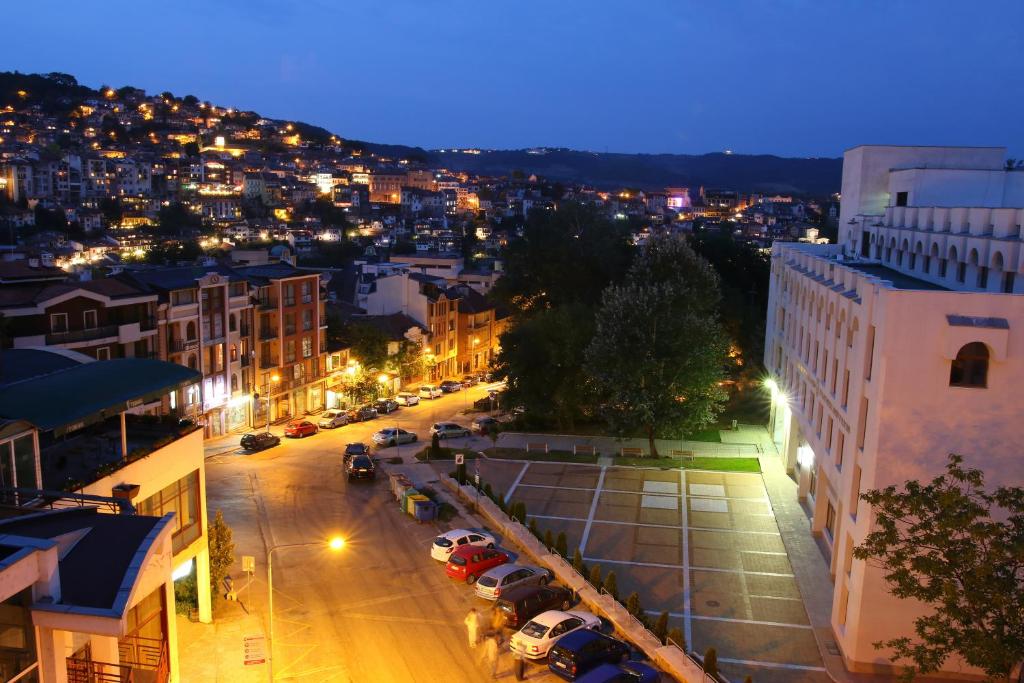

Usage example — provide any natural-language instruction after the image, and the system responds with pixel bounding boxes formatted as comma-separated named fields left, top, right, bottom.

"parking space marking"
left=689, top=526, right=781, bottom=536
left=504, top=462, right=531, bottom=503
left=679, top=468, right=692, bottom=649
left=645, top=611, right=814, bottom=630
left=577, top=466, right=607, bottom=554
left=517, top=482, right=766, bottom=501
left=718, top=657, right=827, bottom=673
left=583, top=556, right=795, bottom=577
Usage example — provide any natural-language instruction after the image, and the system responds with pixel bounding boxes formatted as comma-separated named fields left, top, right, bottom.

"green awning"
left=0, top=359, right=201, bottom=436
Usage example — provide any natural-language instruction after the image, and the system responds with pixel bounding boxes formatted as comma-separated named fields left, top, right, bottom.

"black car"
left=374, top=398, right=399, bottom=414
left=343, top=442, right=370, bottom=464
left=240, top=432, right=280, bottom=452
left=548, top=630, right=630, bottom=680
left=495, top=584, right=573, bottom=629
left=347, top=405, right=378, bottom=422
left=439, top=380, right=462, bottom=393
left=346, top=454, right=376, bottom=481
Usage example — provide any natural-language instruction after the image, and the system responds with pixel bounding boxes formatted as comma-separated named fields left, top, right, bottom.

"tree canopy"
left=853, top=455, right=1024, bottom=681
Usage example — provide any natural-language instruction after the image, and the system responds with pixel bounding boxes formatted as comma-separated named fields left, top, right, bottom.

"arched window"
left=186, top=321, right=197, bottom=341
left=188, top=354, right=198, bottom=370
left=231, top=374, right=239, bottom=393
left=949, top=342, right=989, bottom=388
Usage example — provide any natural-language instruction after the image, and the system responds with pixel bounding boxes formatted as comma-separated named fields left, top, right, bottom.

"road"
left=204, top=383, right=554, bottom=682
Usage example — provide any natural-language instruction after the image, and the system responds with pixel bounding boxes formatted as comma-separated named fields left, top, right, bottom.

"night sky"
left=8, top=0, right=1024, bottom=157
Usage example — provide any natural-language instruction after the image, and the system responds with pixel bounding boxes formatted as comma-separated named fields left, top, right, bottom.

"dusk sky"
left=8, top=0, right=1024, bottom=157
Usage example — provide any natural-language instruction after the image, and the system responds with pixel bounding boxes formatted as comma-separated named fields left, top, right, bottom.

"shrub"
left=704, top=647, right=719, bottom=677
left=652, top=611, right=669, bottom=644
left=555, top=532, right=568, bottom=558
left=572, top=548, right=586, bottom=575
left=588, top=564, right=602, bottom=588
left=529, top=518, right=541, bottom=539
left=483, top=482, right=493, bottom=499
left=625, top=592, right=642, bottom=618
left=543, top=529, right=554, bottom=550
left=602, top=571, right=618, bottom=601
left=430, top=432, right=441, bottom=459
left=666, top=627, right=685, bottom=650
left=174, top=569, right=198, bottom=615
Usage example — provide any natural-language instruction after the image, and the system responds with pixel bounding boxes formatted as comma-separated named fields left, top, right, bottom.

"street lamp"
left=266, top=536, right=345, bottom=681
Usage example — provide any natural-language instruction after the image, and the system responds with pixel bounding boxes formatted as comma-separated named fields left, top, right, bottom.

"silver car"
left=371, top=428, right=418, bottom=447
left=474, top=564, right=551, bottom=600
left=318, top=409, right=350, bottom=429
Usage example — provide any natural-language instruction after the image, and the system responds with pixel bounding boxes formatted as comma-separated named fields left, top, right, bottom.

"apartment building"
left=764, top=145, right=1024, bottom=678
left=126, top=265, right=255, bottom=437
left=451, top=284, right=504, bottom=375
left=0, top=350, right=212, bottom=682
left=237, top=263, right=328, bottom=421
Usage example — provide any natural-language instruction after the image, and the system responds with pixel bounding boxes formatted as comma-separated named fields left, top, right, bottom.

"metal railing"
left=46, top=324, right=118, bottom=345
left=67, top=636, right=168, bottom=683
left=260, top=355, right=279, bottom=369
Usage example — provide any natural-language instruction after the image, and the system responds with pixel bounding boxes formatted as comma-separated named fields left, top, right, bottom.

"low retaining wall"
left=441, top=476, right=710, bottom=683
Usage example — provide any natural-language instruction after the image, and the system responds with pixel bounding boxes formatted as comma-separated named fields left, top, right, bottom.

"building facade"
left=764, top=145, right=1024, bottom=678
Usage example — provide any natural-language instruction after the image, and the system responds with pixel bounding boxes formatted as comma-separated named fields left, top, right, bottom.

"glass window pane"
left=12, top=435, right=36, bottom=489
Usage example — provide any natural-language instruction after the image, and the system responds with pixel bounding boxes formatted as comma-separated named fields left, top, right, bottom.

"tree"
left=429, top=433, right=441, bottom=460
left=853, top=455, right=1024, bottom=681
left=667, top=627, right=685, bottom=651
left=208, top=510, right=235, bottom=598
left=652, top=611, right=669, bottom=644
left=543, top=529, right=554, bottom=550
left=588, top=564, right=602, bottom=588
left=555, top=532, right=568, bottom=558
left=602, top=571, right=618, bottom=601
left=572, top=548, right=586, bottom=575
left=703, top=647, right=719, bottom=678
left=585, top=235, right=729, bottom=456
left=344, top=323, right=389, bottom=371
left=528, top=518, right=541, bottom=540
left=625, top=592, right=643, bottom=618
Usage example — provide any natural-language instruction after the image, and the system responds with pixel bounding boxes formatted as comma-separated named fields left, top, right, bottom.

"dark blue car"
left=547, top=629, right=630, bottom=680
left=575, top=661, right=661, bottom=683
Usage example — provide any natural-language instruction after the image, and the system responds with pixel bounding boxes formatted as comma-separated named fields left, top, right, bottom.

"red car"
left=284, top=420, right=318, bottom=438
left=445, top=545, right=509, bottom=584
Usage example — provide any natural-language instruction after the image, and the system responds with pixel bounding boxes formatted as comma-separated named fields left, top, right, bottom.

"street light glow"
left=271, top=373, right=281, bottom=382
left=378, top=373, right=389, bottom=384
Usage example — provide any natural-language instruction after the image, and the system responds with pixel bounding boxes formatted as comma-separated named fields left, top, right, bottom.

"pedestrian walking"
left=490, top=606, right=505, bottom=640
left=484, top=632, right=500, bottom=679
left=464, top=607, right=481, bottom=649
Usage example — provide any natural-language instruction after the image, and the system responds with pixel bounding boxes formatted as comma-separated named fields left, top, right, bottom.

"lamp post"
left=266, top=536, right=345, bottom=681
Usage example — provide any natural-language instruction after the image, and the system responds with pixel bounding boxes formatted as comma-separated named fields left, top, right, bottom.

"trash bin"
left=401, top=488, right=421, bottom=512
left=406, top=493, right=430, bottom=515
left=413, top=499, right=437, bottom=523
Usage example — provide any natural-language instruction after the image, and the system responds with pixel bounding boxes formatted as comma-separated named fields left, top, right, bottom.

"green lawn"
left=615, top=456, right=761, bottom=472
left=413, top=446, right=480, bottom=462
left=685, top=427, right=722, bottom=443
left=484, top=447, right=599, bottom=464
left=504, top=420, right=723, bottom=443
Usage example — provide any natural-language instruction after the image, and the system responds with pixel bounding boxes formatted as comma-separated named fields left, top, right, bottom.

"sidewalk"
left=177, top=599, right=267, bottom=683
left=494, top=429, right=762, bottom=457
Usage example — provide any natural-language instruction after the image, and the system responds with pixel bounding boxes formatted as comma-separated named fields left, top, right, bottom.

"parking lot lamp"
left=267, top=536, right=345, bottom=681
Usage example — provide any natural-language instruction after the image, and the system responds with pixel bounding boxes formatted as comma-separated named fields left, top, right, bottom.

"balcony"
left=168, top=338, right=199, bottom=354
left=260, top=355, right=279, bottom=369
left=258, top=297, right=277, bottom=310
left=259, top=327, right=277, bottom=340
left=67, top=635, right=168, bottom=683
left=46, top=324, right=118, bottom=345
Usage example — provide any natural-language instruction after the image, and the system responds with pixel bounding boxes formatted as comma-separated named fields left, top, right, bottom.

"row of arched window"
left=867, top=234, right=1016, bottom=293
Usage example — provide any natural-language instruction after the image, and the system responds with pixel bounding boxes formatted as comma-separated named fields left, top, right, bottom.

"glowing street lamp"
left=266, top=536, right=345, bottom=680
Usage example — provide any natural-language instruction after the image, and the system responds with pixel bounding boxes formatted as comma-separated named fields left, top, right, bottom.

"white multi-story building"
left=765, top=145, right=1024, bottom=678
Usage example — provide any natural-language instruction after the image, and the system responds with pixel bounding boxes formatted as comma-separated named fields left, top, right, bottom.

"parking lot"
left=479, top=460, right=830, bottom=683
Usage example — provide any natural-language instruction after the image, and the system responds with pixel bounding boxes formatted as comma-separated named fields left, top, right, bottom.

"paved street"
left=189, top=384, right=568, bottom=682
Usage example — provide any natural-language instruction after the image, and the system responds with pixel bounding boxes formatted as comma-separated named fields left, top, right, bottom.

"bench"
left=620, top=447, right=644, bottom=457
left=573, top=444, right=596, bottom=456
left=671, top=449, right=696, bottom=463
left=526, top=442, right=549, bottom=454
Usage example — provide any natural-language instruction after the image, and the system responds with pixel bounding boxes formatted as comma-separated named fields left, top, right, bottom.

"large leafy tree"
left=853, top=455, right=1024, bottom=681
left=585, top=235, right=728, bottom=456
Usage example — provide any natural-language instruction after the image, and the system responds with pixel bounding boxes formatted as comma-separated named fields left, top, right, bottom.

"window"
left=895, top=191, right=908, bottom=207
left=939, top=258, right=948, bottom=277
left=229, top=314, right=237, bottom=332
left=138, top=470, right=201, bottom=555
left=301, top=280, right=312, bottom=303
left=949, top=342, right=988, bottom=388
left=285, top=339, right=296, bottom=363
left=171, top=290, right=196, bottom=306
left=957, top=262, right=967, bottom=283
left=850, top=465, right=862, bottom=520
left=0, top=589, right=38, bottom=681
left=825, top=501, right=837, bottom=539
left=83, top=309, right=98, bottom=329
left=864, top=326, right=875, bottom=380
left=284, top=313, right=296, bottom=336
left=978, top=266, right=989, bottom=289
left=283, top=284, right=295, bottom=307
left=842, top=369, right=850, bottom=408
left=856, top=397, right=868, bottom=448
left=302, top=336, right=312, bottom=358
left=302, top=309, right=313, bottom=331
left=1003, top=271, right=1015, bottom=294
left=186, top=321, right=197, bottom=341
left=50, top=313, right=68, bottom=333
left=835, top=431, right=845, bottom=470
left=96, top=347, right=110, bottom=361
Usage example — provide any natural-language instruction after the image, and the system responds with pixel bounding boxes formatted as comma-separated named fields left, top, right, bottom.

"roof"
left=125, top=264, right=244, bottom=291
left=0, top=260, right=67, bottom=283
left=0, top=507, right=164, bottom=610
left=841, top=263, right=949, bottom=291
left=233, top=262, right=309, bottom=284
left=350, top=312, right=427, bottom=339
left=0, top=358, right=201, bottom=436
left=447, top=285, right=495, bottom=314
left=0, top=348, right=91, bottom=384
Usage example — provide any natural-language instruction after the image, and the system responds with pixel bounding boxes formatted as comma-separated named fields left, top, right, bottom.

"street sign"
left=242, top=555, right=255, bottom=574
left=243, top=635, right=266, bottom=666
left=455, top=453, right=464, bottom=465
left=474, top=473, right=480, bottom=486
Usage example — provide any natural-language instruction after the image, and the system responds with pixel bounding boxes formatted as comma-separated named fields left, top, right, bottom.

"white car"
left=395, top=392, right=420, bottom=406
left=371, top=428, right=418, bottom=447
left=419, top=384, right=443, bottom=399
left=430, top=529, right=496, bottom=562
left=430, top=422, right=471, bottom=439
left=318, top=409, right=350, bottom=429
left=509, top=610, right=602, bottom=660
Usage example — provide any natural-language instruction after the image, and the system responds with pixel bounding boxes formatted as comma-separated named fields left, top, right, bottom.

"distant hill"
left=425, top=148, right=842, bottom=196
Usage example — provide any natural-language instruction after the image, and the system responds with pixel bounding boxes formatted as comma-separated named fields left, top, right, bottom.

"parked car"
left=395, top=392, right=420, bottom=406
left=548, top=630, right=630, bottom=680
left=374, top=398, right=399, bottom=414
left=343, top=443, right=370, bottom=464
left=419, top=384, right=443, bottom=399
left=439, top=380, right=462, bottom=393
left=431, top=422, right=471, bottom=439
left=461, top=374, right=479, bottom=386
left=318, top=409, right=350, bottom=429
left=346, top=454, right=376, bottom=481
left=471, top=415, right=500, bottom=435
left=575, top=661, right=661, bottom=683
left=372, top=428, right=418, bottom=447
left=430, top=529, right=496, bottom=562
left=494, top=585, right=574, bottom=630
left=284, top=420, right=318, bottom=438
left=347, top=405, right=378, bottom=422
left=509, top=610, right=602, bottom=660
left=240, top=432, right=280, bottom=452
left=474, top=564, right=551, bottom=600
left=445, top=545, right=509, bottom=584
